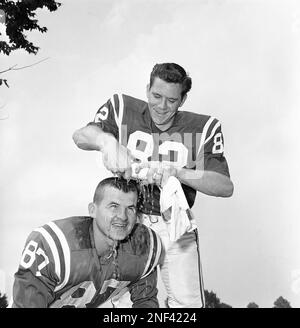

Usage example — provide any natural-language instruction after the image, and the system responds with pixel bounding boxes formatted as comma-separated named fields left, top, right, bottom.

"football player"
left=11, top=177, right=162, bottom=308
left=72, top=63, right=234, bottom=308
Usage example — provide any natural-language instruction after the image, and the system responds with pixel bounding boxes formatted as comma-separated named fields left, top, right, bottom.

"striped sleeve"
left=91, top=94, right=125, bottom=142
left=44, top=222, right=71, bottom=292
left=197, top=117, right=222, bottom=158
left=12, top=221, right=71, bottom=307
left=196, top=117, right=230, bottom=177
left=140, top=227, right=163, bottom=280
left=128, top=227, right=162, bottom=308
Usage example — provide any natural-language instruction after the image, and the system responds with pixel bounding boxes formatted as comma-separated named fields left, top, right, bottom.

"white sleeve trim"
left=47, top=222, right=71, bottom=292
left=141, top=227, right=154, bottom=278
left=204, top=121, right=221, bottom=145
left=110, top=94, right=125, bottom=143
left=197, top=116, right=216, bottom=158
left=34, top=227, right=61, bottom=282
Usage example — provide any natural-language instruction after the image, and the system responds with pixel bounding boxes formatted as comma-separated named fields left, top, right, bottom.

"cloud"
left=102, top=0, right=129, bottom=30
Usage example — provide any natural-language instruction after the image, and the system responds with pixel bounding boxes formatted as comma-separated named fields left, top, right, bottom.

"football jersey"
left=12, top=217, right=162, bottom=308
left=90, top=94, right=230, bottom=215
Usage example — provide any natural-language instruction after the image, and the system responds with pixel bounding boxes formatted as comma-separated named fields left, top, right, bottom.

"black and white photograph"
left=0, top=0, right=299, bottom=310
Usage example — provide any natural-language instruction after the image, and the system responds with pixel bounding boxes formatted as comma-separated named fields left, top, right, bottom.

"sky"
left=1, top=0, right=300, bottom=308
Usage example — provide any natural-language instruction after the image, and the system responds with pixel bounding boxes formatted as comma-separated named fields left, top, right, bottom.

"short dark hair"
left=149, top=63, right=192, bottom=99
left=93, top=177, right=138, bottom=204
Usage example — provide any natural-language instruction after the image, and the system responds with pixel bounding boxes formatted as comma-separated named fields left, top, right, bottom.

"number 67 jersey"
left=90, top=94, right=231, bottom=215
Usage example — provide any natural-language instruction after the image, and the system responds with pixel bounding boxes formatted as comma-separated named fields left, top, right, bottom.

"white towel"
left=160, top=176, right=197, bottom=242
left=130, top=164, right=197, bottom=242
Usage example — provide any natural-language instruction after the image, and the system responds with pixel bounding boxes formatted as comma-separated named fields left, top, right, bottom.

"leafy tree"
left=0, top=0, right=61, bottom=55
left=205, top=290, right=220, bottom=308
left=219, top=302, right=232, bottom=308
left=0, top=292, right=8, bottom=308
left=273, top=296, right=292, bottom=308
left=0, top=0, right=61, bottom=87
left=204, top=289, right=232, bottom=308
left=247, top=302, right=259, bottom=308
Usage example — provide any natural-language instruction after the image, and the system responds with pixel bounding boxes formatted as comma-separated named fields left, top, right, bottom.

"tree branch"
left=0, top=57, right=50, bottom=75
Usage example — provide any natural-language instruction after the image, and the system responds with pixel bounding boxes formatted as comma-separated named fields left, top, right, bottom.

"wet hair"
left=93, top=177, right=138, bottom=204
left=149, top=63, right=192, bottom=99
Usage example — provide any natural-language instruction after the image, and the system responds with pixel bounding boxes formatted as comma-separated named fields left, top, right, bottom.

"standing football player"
left=11, top=177, right=162, bottom=308
left=73, top=63, right=234, bottom=308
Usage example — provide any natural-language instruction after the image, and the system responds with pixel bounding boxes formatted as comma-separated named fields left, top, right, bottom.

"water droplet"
left=150, top=184, right=154, bottom=216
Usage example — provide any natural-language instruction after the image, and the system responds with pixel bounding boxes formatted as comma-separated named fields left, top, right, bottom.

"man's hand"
left=102, top=138, right=136, bottom=178
left=134, top=162, right=179, bottom=187
left=73, top=125, right=136, bottom=177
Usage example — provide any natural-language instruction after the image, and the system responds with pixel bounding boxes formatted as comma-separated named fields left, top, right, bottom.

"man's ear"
left=180, top=94, right=187, bottom=107
left=146, top=84, right=150, bottom=99
left=88, top=202, right=96, bottom=218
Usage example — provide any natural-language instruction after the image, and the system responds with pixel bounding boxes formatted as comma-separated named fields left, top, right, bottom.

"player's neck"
left=154, top=117, right=176, bottom=131
left=96, top=240, right=115, bottom=258
left=92, top=221, right=117, bottom=257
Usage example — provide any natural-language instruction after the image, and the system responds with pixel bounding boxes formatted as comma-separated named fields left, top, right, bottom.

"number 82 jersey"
left=91, top=94, right=231, bottom=214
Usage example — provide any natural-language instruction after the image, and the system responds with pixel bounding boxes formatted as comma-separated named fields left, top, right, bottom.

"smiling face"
left=89, top=186, right=138, bottom=243
left=147, top=77, right=187, bottom=131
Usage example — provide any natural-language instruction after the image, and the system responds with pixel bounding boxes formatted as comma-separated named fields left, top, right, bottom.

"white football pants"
left=111, top=214, right=205, bottom=308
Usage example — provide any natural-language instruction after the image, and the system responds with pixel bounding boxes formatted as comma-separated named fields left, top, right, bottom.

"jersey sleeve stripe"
left=145, top=230, right=162, bottom=278
left=43, top=224, right=66, bottom=284
left=33, top=227, right=61, bottom=281
left=110, top=95, right=119, bottom=130
left=110, top=95, right=116, bottom=114
left=197, top=116, right=216, bottom=157
left=110, top=94, right=124, bottom=143
left=112, top=94, right=120, bottom=117
left=47, top=222, right=71, bottom=292
left=147, top=228, right=157, bottom=273
left=204, top=120, right=221, bottom=145
left=141, top=228, right=162, bottom=279
left=140, top=226, right=154, bottom=278
left=117, top=94, right=124, bottom=143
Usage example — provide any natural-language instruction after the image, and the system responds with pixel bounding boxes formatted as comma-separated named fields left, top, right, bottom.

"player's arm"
left=128, top=224, right=163, bottom=308
left=177, top=120, right=233, bottom=197
left=72, top=95, right=135, bottom=176
left=73, top=123, right=116, bottom=152
left=135, top=119, right=233, bottom=197
left=72, top=96, right=120, bottom=152
left=136, top=161, right=233, bottom=197
left=11, top=231, right=58, bottom=308
left=177, top=168, right=233, bottom=197
left=12, top=270, right=54, bottom=308
left=129, top=268, right=159, bottom=308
